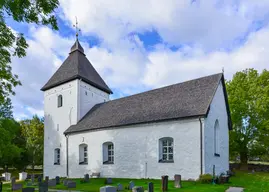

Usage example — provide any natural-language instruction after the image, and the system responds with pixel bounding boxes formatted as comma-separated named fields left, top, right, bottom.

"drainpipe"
left=199, top=117, right=203, bottom=175
left=66, top=134, right=69, bottom=178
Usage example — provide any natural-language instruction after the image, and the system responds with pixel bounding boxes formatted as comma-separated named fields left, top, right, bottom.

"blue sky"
left=6, top=0, right=269, bottom=120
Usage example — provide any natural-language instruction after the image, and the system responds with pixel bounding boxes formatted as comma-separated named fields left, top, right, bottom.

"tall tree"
left=0, top=97, right=13, bottom=119
left=226, top=68, right=269, bottom=169
left=20, top=115, right=44, bottom=173
left=0, top=0, right=59, bottom=102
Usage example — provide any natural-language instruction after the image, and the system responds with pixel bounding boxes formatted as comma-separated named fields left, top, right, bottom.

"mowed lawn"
left=2, top=171, right=269, bottom=192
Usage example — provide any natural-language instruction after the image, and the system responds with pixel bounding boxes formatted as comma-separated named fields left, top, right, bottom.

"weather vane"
left=73, top=16, right=81, bottom=39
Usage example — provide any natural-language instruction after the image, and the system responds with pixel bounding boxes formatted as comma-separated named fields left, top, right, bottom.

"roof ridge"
left=107, top=73, right=223, bottom=103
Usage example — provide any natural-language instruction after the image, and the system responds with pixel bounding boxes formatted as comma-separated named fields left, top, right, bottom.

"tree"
left=0, top=97, right=13, bottom=119
left=226, top=68, right=269, bottom=169
left=0, top=118, right=22, bottom=172
left=0, top=0, right=59, bottom=102
left=20, top=115, right=44, bottom=174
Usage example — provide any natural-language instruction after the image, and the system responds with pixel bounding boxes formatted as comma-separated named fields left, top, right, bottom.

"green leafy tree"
left=0, top=97, right=13, bottom=119
left=0, top=118, right=22, bottom=172
left=20, top=115, right=44, bottom=173
left=226, top=68, right=269, bottom=169
left=0, top=0, right=59, bottom=102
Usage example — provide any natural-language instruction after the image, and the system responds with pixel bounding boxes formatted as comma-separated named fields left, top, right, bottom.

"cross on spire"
left=73, top=16, right=81, bottom=40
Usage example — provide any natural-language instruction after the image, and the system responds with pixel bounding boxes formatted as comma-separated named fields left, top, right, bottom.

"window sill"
left=79, top=162, right=88, bottom=165
left=54, top=163, right=60, bottom=165
left=158, top=160, right=174, bottom=163
left=103, top=161, right=114, bottom=165
left=214, top=153, right=220, bottom=157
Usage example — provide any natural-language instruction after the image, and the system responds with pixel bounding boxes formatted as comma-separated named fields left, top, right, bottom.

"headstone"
left=84, top=174, right=90, bottom=182
left=67, top=181, right=76, bottom=189
left=31, top=174, right=35, bottom=183
left=2, top=172, right=11, bottom=181
left=22, top=187, right=35, bottom=192
left=38, top=181, right=48, bottom=192
left=38, top=175, right=42, bottom=183
left=117, top=183, right=123, bottom=191
left=11, top=177, right=23, bottom=191
left=106, top=178, right=113, bottom=184
left=19, top=172, right=28, bottom=181
left=45, top=176, right=49, bottom=183
left=148, top=182, right=154, bottom=192
left=174, top=174, right=181, bottom=188
left=100, top=186, right=117, bottom=192
left=129, top=181, right=135, bottom=190
left=55, top=176, right=60, bottom=185
left=161, top=175, right=168, bottom=192
left=48, top=179, right=56, bottom=187
left=63, top=179, right=70, bottom=186
left=132, top=186, right=144, bottom=192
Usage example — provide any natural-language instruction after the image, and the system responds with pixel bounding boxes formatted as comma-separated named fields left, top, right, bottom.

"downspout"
left=199, top=117, right=203, bottom=175
left=66, top=134, right=69, bottom=178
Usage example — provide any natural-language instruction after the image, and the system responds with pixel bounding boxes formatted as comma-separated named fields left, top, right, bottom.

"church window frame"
left=79, top=144, right=88, bottom=165
left=214, top=119, right=220, bottom=157
left=103, top=142, right=114, bottom=164
left=58, top=95, right=63, bottom=107
left=159, top=137, right=174, bottom=163
left=54, top=148, right=60, bottom=165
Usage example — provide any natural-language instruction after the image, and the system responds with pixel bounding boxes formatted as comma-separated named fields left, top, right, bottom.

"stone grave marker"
left=132, top=186, right=144, bottom=192
left=11, top=177, right=23, bottom=191
left=45, top=176, right=49, bottom=183
left=38, top=175, right=42, bottom=183
left=161, top=175, right=168, bottom=192
left=48, top=179, right=56, bottom=187
left=129, top=181, right=135, bottom=190
left=63, top=179, right=70, bottom=186
left=84, top=174, right=90, bottom=182
left=106, top=178, right=113, bottom=184
left=67, top=181, right=76, bottom=189
left=55, top=176, right=60, bottom=185
left=148, top=182, right=154, bottom=192
left=31, top=174, right=35, bottom=183
left=19, top=172, right=28, bottom=181
left=22, top=187, right=35, bottom=192
left=100, top=186, right=117, bottom=192
left=38, top=181, right=48, bottom=192
left=117, top=183, right=123, bottom=191
left=174, top=174, right=181, bottom=188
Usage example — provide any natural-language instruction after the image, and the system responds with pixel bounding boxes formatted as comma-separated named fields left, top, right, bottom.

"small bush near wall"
left=199, top=174, right=213, bottom=184
left=230, top=163, right=269, bottom=172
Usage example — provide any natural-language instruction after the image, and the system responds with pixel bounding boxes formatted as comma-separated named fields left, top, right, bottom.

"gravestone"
left=48, top=179, right=56, bottom=187
left=129, top=181, right=135, bottom=190
left=55, top=176, right=60, bottom=185
left=22, top=187, right=35, bottom=192
left=132, top=186, right=144, bottom=192
left=31, top=174, right=35, bottom=183
left=45, top=176, right=49, bottom=183
left=106, top=178, right=113, bottom=184
left=100, top=186, right=117, bottom=192
left=19, top=172, right=28, bottom=181
left=38, top=181, right=48, bottom=192
left=174, top=174, right=181, bottom=188
left=2, top=172, right=11, bottom=181
left=117, top=183, right=123, bottom=191
left=38, top=175, right=42, bottom=183
left=148, top=182, right=154, bottom=192
left=0, top=181, right=2, bottom=192
left=63, top=179, right=70, bottom=186
left=84, top=174, right=90, bottom=182
left=161, top=175, right=168, bottom=192
left=67, top=181, right=76, bottom=189
left=11, top=177, right=23, bottom=191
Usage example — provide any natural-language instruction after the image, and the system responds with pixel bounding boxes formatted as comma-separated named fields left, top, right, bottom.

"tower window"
left=58, top=95, right=63, bottom=107
left=54, top=148, right=60, bottom=165
left=85, top=91, right=87, bottom=95
left=214, top=119, right=220, bottom=156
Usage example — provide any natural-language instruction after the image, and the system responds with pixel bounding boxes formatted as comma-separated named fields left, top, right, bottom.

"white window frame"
left=214, top=119, right=220, bottom=156
left=103, top=142, right=114, bottom=164
left=79, top=144, right=88, bottom=164
left=159, top=137, right=174, bottom=162
left=54, top=148, right=60, bottom=165
left=58, top=95, right=63, bottom=108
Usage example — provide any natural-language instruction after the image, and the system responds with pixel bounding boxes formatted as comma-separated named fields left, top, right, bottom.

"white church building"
left=42, top=38, right=231, bottom=180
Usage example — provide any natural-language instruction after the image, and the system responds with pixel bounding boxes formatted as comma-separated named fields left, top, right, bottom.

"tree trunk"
left=240, top=152, right=248, bottom=171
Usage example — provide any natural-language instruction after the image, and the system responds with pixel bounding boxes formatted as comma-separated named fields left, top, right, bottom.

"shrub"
left=199, top=174, right=213, bottom=184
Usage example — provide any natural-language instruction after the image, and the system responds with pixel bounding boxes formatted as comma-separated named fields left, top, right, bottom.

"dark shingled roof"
left=41, top=40, right=112, bottom=94
left=64, top=73, right=232, bottom=134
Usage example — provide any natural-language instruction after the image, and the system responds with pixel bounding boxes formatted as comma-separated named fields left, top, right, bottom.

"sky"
left=6, top=0, right=269, bottom=120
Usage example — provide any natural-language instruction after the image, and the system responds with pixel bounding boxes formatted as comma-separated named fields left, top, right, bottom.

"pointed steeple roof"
left=41, top=40, right=112, bottom=94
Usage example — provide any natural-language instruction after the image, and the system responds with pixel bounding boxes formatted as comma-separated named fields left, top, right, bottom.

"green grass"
left=2, top=171, right=269, bottom=192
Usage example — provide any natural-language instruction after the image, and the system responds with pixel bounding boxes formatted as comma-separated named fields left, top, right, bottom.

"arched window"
left=54, top=148, right=60, bottom=165
left=58, top=95, right=63, bottom=107
left=79, top=144, right=88, bottom=164
left=103, top=142, right=114, bottom=164
left=214, top=120, right=220, bottom=156
left=159, top=137, right=174, bottom=162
